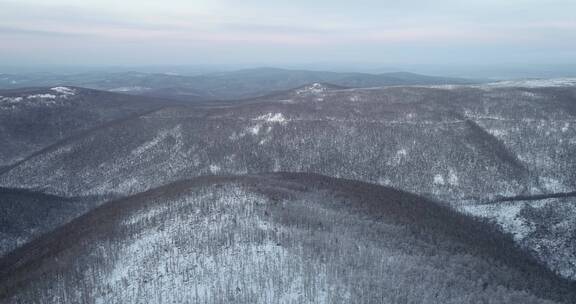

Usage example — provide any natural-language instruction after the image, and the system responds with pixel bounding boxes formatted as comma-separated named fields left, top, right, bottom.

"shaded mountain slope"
left=0, top=173, right=574, bottom=304
left=464, top=195, right=576, bottom=279
left=0, top=188, right=103, bottom=257
left=0, top=87, right=172, bottom=167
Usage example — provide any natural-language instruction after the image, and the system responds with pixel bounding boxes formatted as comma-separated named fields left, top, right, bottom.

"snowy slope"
left=1, top=82, right=575, bottom=281
left=0, top=87, right=171, bottom=167
left=1, top=173, right=574, bottom=304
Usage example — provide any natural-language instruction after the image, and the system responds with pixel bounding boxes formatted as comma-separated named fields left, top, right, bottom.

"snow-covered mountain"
left=0, top=76, right=575, bottom=303
left=1, top=82, right=575, bottom=280
left=1, top=173, right=574, bottom=304
left=0, top=87, right=173, bottom=168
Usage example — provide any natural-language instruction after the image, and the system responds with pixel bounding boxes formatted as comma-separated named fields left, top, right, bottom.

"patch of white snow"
left=51, top=87, right=76, bottom=96
left=433, top=174, right=445, bottom=185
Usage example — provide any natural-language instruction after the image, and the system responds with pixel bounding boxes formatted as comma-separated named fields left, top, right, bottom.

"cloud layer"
left=0, top=0, right=575, bottom=65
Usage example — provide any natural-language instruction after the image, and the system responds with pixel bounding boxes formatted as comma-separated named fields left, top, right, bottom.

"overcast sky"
left=0, top=0, right=575, bottom=67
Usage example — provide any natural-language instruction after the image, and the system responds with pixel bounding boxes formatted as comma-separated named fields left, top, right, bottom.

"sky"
left=0, top=0, right=575, bottom=68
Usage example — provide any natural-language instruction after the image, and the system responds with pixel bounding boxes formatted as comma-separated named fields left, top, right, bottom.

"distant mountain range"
left=0, top=68, right=481, bottom=101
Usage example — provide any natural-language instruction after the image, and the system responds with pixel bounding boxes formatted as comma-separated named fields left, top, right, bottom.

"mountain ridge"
left=1, top=172, right=574, bottom=303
